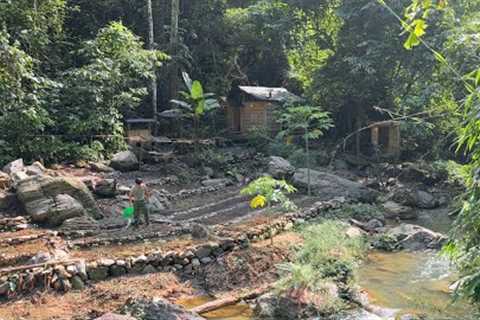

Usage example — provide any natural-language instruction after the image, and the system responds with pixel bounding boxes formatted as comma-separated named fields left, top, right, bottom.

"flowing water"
left=357, top=250, right=476, bottom=319
left=180, top=209, right=477, bottom=319
left=357, top=208, right=478, bottom=319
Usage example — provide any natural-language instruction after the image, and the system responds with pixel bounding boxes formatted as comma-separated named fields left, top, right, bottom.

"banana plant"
left=161, top=72, right=220, bottom=142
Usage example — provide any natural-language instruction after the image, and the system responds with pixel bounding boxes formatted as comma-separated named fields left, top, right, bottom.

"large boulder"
left=387, top=187, right=439, bottom=209
left=111, top=151, right=139, bottom=172
left=27, top=194, right=85, bottom=226
left=384, top=224, right=447, bottom=251
left=382, top=201, right=417, bottom=220
left=293, top=169, right=378, bottom=202
left=3, top=159, right=24, bottom=175
left=254, top=283, right=340, bottom=320
left=0, top=192, right=16, bottom=210
left=16, top=175, right=102, bottom=225
left=25, top=161, right=46, bottom=176
left=268, top=156, right=295, bottom=179
left=94, top=179, right=117, bottom=198
left=415, top=190, right=438, bottom=209
left=122, top=297, right=205, bottom=320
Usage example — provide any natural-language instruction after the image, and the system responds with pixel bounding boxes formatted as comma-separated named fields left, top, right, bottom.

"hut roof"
left=238, top=86, right=302, bottom=103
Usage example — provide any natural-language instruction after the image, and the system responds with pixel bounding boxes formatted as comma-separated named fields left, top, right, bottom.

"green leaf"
left=182, top=72, right=193, bottom=91
left=191, top=80, right=204, bottom=100
left=170, top=99, right=192, bottom=110
left=404, top=32, right=420, bottom=50
left=422, top=0, right=432, bottom=9
left=433, top=51, right=448, bottom=65
left=205, top=98, right=220, bottom=111
left=195, top=99, right=205, bottom=116
left=413, top=19, right=427, bottom=37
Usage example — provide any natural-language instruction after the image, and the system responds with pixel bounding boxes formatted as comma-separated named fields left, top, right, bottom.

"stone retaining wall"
left=0, top=200, right=341, bottom=299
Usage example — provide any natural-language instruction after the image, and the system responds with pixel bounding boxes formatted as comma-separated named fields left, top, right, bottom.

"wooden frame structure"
left=225, top=86, right=302, bottom=135
left=370, top=121, right=401, bottom=158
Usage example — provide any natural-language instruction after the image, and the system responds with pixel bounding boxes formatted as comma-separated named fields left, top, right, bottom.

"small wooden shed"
left=370, top=121, right=401, bottom=158
left=125, top=118, right=156, bottom=144
left=226, top=86, right=302, bottom=135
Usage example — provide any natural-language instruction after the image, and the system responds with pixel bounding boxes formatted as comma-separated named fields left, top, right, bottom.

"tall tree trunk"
left=169, top=0, right=180, bottom=99
left=306, top=132, right=311, bottom=196
left=170, top=0, right=180, bottom=98
left=146, top=0, right=158, bottom=135
left=355, top=116, right=361, bottom=156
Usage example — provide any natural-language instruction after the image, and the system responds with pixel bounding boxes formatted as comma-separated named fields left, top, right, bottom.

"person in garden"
left=129, top=178, right=151, bottom=226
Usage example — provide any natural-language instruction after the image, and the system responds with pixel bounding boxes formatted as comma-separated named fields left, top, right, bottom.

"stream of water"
left=357, top=208, right=477, bottom=319
left=178, top=296, right=252, bottom=320
left=180, top=209, right=476, bottom=319
left=357, top=250, right=475, bottom=319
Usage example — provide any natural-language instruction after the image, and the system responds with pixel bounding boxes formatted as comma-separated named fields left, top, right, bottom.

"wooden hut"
left=226, top=86, right=302, bottom=135
left=369, top=121, right=401, bottom=158
left=125, top=118, right=156, bottom=144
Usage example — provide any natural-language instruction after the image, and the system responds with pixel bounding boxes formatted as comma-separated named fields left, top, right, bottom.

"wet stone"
left=71, top=275, right=85, bottom=290
left=192, top=258, right=201, bottom=268
left=142, top=264, right=157, bottom=274
left=200, top=257, right=213, bottom=264
left=110, top=265, right=127, bottom=277
left=88, top=265, right=109, bottom=281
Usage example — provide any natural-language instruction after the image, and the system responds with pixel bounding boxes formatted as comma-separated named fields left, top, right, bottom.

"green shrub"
left=431, top=160, right=472, bottom=187
left=278, top=221, right=367, bottom=291
left=245, top=127, right=272, bottom=152
left=372, top=233, right=398, bottom=251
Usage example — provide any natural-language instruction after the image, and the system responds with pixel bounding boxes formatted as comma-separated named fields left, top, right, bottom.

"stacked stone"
left=0, top=199, right=342, bottom=298
left=173, top=183, right=230, bottom=201
left=0, top=216, right=29, bottom=232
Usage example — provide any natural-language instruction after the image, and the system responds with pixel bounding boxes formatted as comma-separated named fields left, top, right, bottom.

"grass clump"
left=275, top=221, right=367, bottom=315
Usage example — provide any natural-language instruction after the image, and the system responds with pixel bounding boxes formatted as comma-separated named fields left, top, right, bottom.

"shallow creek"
left=358, top=208, right=477, bottom=319
left=357, top=250, right=475, bottom=318
left=178, top=296, right=252, bottom=320
left=179, top=209, right=476, bottom=319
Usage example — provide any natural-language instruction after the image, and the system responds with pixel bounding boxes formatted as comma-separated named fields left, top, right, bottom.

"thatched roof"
left=238, top=86, right=302, bottom=103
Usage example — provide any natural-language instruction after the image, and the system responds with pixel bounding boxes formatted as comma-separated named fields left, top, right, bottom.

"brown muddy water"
left=357, top=250, right=476, bottom=319
left=177, top=296, right=252, bottom=320
left=179, top=209, right=477, bottom=319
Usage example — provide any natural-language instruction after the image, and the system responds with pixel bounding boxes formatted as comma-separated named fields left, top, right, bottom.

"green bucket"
left=122, top=206, right=134, bottom=219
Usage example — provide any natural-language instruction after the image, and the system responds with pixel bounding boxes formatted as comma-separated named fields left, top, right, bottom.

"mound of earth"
left=201, top=240, right=295, bottom=293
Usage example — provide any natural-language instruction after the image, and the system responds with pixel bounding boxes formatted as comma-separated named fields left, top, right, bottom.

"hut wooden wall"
left=225, top=101, right=280, bottom=134
left=240, top=101, right=275, bottom=134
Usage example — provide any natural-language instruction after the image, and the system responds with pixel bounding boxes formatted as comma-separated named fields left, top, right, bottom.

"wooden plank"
left=190, top=285, right=271, bottom=315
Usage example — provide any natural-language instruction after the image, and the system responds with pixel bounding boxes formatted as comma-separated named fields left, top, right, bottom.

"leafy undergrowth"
left=274, top=221, right=368, bottom=315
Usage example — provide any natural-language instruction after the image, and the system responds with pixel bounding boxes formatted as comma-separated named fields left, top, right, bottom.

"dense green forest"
left=2, top=0, right=477, bottom=164
left=2, top=0, right=480, bottom=315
